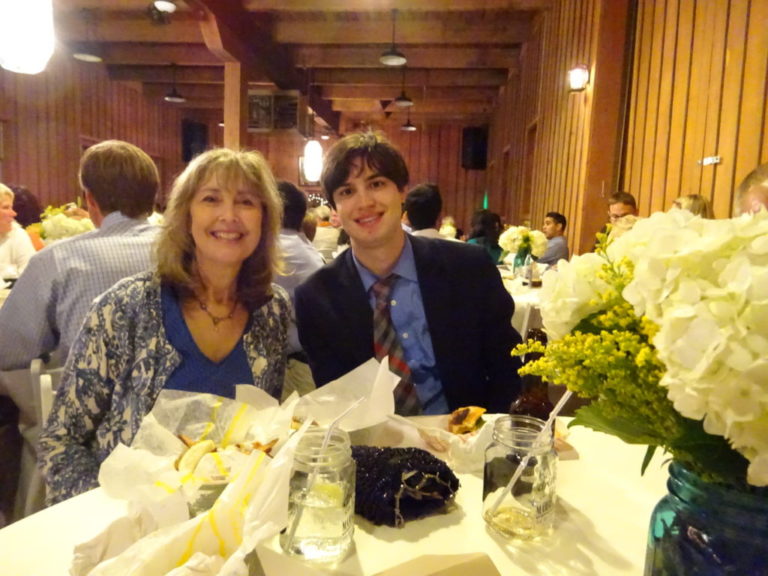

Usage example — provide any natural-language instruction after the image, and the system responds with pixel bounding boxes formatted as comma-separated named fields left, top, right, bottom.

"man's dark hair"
left=404, top=183, right=442, bottom=230
left=321, top=131, right=409, bottom=209
left=277, top=180, right=308, bottom=231
left=608, top=191, right=637, bottom=209
left=545, top=211, right=567, bottom=230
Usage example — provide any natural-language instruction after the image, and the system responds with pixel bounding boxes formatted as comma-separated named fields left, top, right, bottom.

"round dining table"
left=0, top=416, right=668, bottom=575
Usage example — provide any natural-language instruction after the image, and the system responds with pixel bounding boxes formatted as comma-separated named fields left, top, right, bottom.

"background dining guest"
left=735, top=163, right=768, bottom=215
left=0, top=140, right=160, bottom=371
left=466, top=209, right=504, bottom=263
left=10, top=185, right=43, bottom=228
left=403, top=183, right=459, bottom=241
left=275, top=180, right=324, bottom=398
left=672, top=194, right=713, bottom=218
left=38, top=148, right=290, bottom=504
left=295, top=131, right=521, bottom=415
left=0, top=183, right=36, bottom=277
left=310, top=203, right=341, bottom=262
left=10, top=186, right=45, bottom=250
left=538, top=211, right=569, bottom=266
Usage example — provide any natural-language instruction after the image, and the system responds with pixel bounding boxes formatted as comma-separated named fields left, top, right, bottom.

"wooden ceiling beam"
left=294, top=46, right=520, bottom=69
left=333, top=99, right=494, bottom=115
left=142, top=83, right=224, bottom=99
left=273, top=15, right=533, bottom=45
left=243, top=0, right=552, bottom=10
left=190, top=0, right=340, bottom=131
left=55, top=12, right=202, bottom=43
left=106, top=65, right=229, bottom=83
left=314, top=68, right=508, bottom=87
left=93, top=43, right=220, bottom=66
left=323, top=84, right=499, bottom=101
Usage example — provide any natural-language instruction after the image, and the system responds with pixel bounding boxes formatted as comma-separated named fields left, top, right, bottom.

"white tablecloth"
left=0, top=417, right=668, bottom=575
left=502, top=276, right=543, bottom=337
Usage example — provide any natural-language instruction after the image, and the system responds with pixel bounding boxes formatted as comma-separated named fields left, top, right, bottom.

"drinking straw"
left=487, top=389, right=573, bottom=518
left=283, top=396, right=365, bottom=552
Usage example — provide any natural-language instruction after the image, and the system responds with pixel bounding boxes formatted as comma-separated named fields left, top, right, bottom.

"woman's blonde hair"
left=673, top=194, right=714, bottom=219
left=156, top=148, right=283, bottom=309
left=0, top=183, right=14, bottom=203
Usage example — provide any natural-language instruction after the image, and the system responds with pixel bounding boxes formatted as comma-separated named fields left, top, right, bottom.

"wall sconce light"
left=302, top=113, right=323, bottom=183
left=568, top=65, right=590, bottom=92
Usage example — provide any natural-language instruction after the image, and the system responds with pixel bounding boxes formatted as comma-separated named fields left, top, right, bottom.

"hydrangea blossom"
left=498, top=226, right=548, bottom=258
left=621, top=210, right=768, bottom=486
left=42, top=212, right=94, bottom=242
left=520, top=209, right=768, bottom=487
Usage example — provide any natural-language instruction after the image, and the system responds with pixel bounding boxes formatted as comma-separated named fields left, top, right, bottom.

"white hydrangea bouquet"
left=499, top=225, right=548, bottom=258
left=28, top=202, right=94, bottom=243
left=515, top=209, right=768, bottom=488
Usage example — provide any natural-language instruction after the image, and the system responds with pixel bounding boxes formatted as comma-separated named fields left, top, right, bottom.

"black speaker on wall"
left=461, top=126, right=488, bottom=170
left=182, top=119, right=209, bottom=163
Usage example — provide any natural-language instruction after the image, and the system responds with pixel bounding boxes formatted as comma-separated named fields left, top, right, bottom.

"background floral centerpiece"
left=499, top=225, right=548, bottom=269
left=515, top=209, right=768, bottom=572
left=26, top=202, right=94, bottom=243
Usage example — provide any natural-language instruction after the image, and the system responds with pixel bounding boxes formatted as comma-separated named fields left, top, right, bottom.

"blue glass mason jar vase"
left=645, top=461, right=768, bottom=575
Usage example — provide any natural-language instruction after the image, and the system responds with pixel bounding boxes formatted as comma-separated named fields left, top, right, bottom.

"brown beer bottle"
left=509, top=328, right=554, bottom=421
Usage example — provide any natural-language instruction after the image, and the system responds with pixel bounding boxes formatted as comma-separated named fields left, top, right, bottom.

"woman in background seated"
left=0, top=183, right=36, bottom=276
left=39, top=148, right=291, bottom=504
left=673, top=194, right=714, bottom=218
left=10, top=185, right=45, bottom=250
left=467, top=209, right=503, bottom=264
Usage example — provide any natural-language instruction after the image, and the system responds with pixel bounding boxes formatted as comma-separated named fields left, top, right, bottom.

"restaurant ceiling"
left=52, top=0, right=552, bottom=133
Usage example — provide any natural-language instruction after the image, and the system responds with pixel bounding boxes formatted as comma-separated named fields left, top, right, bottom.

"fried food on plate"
left=447, top=406, right=487, bottom=434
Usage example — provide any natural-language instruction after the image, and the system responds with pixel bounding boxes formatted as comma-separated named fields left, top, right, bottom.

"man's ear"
left=83, top=189, right=104, bottom=226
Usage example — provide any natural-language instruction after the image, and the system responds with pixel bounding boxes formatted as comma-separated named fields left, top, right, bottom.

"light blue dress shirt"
left=274, top=229, right=325, bottom=354
left=0, top=212, right=158, bottom=370
left=352, top=237, right=449, bottom=414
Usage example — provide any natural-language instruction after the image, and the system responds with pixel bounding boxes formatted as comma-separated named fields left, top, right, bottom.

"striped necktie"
left=371, top=274, right=422, bottom=416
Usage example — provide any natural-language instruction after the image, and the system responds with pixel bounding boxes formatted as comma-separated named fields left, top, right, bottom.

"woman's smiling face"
left=189, top=173, right=263, bottom=271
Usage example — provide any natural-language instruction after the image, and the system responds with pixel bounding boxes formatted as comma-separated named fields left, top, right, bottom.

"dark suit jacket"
left=295, top=235, right=522, bottom=413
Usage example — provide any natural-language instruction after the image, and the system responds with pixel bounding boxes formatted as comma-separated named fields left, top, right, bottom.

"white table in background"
left=502, top=275, right=543, bottom=337
left=0, top=418, right=668, bottom=576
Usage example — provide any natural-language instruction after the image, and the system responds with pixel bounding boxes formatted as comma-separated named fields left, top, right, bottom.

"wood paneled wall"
left=489, top=0, right=768, bottom=255
left=624, top=0, right=768, bottom=219
left=0, top=52, right=184, bottom=209
left=489, top=0, right=606, bottom=255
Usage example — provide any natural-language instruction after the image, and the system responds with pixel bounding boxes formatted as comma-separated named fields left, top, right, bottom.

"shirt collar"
left=100, top=211, right=146, bottom=229
left=353, top=235, right=418, bottom=294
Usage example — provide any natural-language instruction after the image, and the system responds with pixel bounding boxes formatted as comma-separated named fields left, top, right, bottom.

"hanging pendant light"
left=401, top=110, right=417, bottom=132
left=164, top=63, right=187, bottom=103
left=303, top=138, right=323, bottom=183
left=0, top=0, right=55, bottom=75
left=71, top=9, right=103, bottom=63
left=302, top=91, right=323, bottom=183
left=394, top=65, right=413, bottom=108
left=379, top=9, right=407, bottom=67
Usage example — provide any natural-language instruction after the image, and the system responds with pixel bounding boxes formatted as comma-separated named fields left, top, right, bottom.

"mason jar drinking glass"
left=279, top=427, right=356, bottom=563
left=482, top=414, right=557, bottom=539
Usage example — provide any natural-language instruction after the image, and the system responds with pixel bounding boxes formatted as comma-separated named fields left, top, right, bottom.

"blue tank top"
left=161, top=285, right=253, bottom=398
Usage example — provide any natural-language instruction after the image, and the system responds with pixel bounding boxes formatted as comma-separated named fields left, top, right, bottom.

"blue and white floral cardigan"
left=38, top=271, right=290, bottom=504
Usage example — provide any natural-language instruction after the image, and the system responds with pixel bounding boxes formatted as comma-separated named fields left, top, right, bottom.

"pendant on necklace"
left=196, top=298, right=237, bottom=327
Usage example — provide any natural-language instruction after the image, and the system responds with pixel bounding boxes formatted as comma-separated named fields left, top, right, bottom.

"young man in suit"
left=295, top=131, right=521, bottom=415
